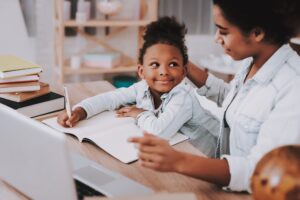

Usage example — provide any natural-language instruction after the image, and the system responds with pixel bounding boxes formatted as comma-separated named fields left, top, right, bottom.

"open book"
left=42, top=111, right=189, bottom=163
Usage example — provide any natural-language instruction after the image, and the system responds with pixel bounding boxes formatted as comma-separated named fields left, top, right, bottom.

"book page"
left=42, top=111, right=127, bottom=141
left=42, top=111, right=189, bottom=163
left=87, top=122, right=143, bottom=163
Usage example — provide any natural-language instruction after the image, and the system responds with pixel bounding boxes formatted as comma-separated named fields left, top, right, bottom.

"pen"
left=63, top=86, right=72, bottom=118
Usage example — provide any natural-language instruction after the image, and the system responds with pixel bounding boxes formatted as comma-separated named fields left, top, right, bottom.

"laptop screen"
left=0, top=104, right=77, bottom=200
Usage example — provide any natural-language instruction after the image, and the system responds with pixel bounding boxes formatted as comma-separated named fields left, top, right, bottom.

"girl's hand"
left=116, top=106, right=145, bottom=118
left=128, top=132, right=185, bottom=172
left=57, top=107, right=86, bottom=128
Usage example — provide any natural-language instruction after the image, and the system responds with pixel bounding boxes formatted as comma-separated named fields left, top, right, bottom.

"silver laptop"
left=0, top=104, right=153, bottom=200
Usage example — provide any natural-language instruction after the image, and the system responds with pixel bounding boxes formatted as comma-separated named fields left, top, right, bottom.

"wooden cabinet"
left=54, top=0, right=158, bottom=83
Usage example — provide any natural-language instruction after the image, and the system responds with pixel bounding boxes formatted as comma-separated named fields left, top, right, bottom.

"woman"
left=129, top=0, right=300, bottom=192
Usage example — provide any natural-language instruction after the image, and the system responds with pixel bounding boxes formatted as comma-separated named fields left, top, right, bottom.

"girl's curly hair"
left=138, top=16, right=188, bottom=65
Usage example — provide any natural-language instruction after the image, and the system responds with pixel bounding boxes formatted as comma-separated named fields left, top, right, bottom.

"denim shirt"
left=197, top=44, right=300, bottom=192
left=74, top=79, right=220, bottom=156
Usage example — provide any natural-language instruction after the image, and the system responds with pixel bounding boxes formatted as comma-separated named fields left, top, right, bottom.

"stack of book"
left=0, top=55, right=65, bottom=118
left=0, top=55, right=43, bottom=93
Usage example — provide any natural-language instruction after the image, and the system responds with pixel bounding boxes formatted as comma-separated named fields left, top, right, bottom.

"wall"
left=0, top=0, right=35, bottom=61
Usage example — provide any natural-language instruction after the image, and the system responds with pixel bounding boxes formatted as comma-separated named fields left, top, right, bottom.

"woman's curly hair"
left=138, top=16, right=188, bottom=65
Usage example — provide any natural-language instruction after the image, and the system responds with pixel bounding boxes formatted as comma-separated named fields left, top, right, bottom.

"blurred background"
left=3, top=0, right=298, bottom=86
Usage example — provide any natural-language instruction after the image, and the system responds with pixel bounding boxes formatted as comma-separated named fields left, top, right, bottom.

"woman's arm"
left=186, top=61, right=209, bottom=88
left=129, top=133, right=230, bottom=186
left=221, top=78, right=300, bottom=191
left=187, top=61, right=231, bottom=106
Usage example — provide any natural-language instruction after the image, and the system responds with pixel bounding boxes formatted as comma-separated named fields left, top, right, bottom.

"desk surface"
left=0, top=81, right=251, bottom=200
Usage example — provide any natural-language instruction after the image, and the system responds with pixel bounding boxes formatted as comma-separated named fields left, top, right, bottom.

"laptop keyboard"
left=75, top=179, right=104, bottom=200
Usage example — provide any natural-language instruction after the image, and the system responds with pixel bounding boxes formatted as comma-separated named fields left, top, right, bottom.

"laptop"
left=0, top=104, right=153, bottom=200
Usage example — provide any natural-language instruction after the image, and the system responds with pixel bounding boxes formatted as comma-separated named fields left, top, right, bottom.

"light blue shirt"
left=74, top=79, right=220, bottom=156
left=197, top=44, right=300, bottom=192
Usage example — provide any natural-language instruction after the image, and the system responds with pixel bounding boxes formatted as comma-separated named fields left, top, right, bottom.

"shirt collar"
left=140, top=80, right=151, bottom=98
left=160, top=79, right=187, bottom=100
left=252, top=44, right=294, bottom=85
left=234, top=44, right=295, bottom=86
left=141, top=79, right=188, bottom=100
left=233, top=58, right=253, bottom=86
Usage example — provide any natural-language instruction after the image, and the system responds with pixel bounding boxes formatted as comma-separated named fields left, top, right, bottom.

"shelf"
left=54, top=0, right=158, bottom=83
left=64, top=65, right=137, bottom=75
left=63, top=20, right=152, bottom=27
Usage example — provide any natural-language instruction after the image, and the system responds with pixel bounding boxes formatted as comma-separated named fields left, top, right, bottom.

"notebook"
left=43, top=111, right=189, bottom=163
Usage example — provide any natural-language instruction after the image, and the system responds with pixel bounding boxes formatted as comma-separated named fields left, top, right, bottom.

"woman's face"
left=213, top=5, right=257, bottom=60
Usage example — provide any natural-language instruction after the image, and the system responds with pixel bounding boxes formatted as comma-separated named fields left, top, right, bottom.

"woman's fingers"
left=138, top=150, right=163, bottom=170
left=129, top=133, right=169, bottom=157
left=129, top=133, right=167, bottom=147
left=139, top=159, right=161, bottom=170
left=138, top=151, right=164, bottom=162
left=138, top=143, right=166, bottom=154
left=128, top=135, right=160, bottom=146
left=128, top=132, right=178, bottom=172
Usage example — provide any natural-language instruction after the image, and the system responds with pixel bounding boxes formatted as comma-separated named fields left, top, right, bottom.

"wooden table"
left=0, top=81, right=251, bottom=200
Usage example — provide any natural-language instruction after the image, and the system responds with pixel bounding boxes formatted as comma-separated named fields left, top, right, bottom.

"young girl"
left=58, top=17, right=219, bottom=156
left=129, top=0, right=300, bottom=192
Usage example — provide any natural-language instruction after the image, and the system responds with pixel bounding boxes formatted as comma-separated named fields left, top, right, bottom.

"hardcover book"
left=0, top=92, right=65, bottom=118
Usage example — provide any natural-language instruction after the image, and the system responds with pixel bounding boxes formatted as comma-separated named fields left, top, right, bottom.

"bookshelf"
left=54, top=0, right=158, bottom=83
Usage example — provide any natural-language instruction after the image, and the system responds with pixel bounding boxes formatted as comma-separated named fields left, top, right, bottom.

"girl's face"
left=213, top=5, right=259, bottom=60
left=138, top=43, right=186, bottom=96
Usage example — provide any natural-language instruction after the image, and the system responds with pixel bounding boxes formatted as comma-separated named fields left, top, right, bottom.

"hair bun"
left=143, top=16, right=187, bottom=42
left=138, top=16, right=188, bottom=65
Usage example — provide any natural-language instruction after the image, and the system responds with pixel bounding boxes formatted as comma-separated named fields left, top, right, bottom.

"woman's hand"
left=57, top=107, right=87, bottom=128
left=128, top=132, right=186, bottom=172
left=186, top=61, right=208, bottom=88
left=129, top=132, right=231, bottom=186
left=116, top=106, right=145, bottom=118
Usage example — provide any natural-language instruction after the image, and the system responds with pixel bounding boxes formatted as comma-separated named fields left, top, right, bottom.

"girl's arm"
left=73, top=82, right=143, bottom=119
left=129, top=133, right=230, bottom=186
left=136, top=88, right=193, bottom=139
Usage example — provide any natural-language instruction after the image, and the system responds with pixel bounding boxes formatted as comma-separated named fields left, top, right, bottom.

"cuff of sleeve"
left=136, top=111, right=158, bottom=134
left=221, top=155, right=251, bottom=192
left=196, top=73, right=218, bottom=96
left=136, top=111, right=153, bottom=124
left=72, top=103, right=91, bottom=119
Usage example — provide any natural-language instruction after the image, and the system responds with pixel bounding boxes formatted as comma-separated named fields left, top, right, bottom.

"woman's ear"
left=137, top=64, right=145, bottom=79
left=251, top=27, right=265, bottom=42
